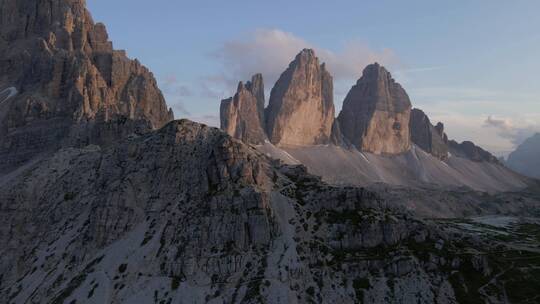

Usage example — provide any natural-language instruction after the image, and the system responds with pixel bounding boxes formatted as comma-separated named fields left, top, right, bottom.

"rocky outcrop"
left=1, top=119, right=538, bottom=303
left=0, top=0, right=173, bottom=172
left=220, top=76, right=267, bottom=144
left=410, top=108, right=448, bottom=160
left=265, top=49, right=335, bottom=146
left=448, top=140, right=498, bottom=163
left=338, top=63, right=411, bottom=155
left=506, top=133, right=540, bottom=179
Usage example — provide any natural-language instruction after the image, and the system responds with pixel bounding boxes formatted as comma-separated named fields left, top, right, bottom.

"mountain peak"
left=265, top=48, right=335, bottom=146
left=220, top=74, right=267, bottom=144
left=338, top=64, right=411, bottom=154
left=297, top=48, right=316, bottom=58
left=506, top=132, right=540, bottom=178
left=245, top=73, right=265, bottom=121
left=0, top=0, right=173, bottom=172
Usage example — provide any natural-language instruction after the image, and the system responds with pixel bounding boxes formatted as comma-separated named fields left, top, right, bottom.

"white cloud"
left=210, top=29, right=399, bottom=92
left=182, top=29, right=540, bottom=157
left=408, top=84, right=540, bottom=156
left=483, top=115, right=540, bottom=147
left=317, top=41, right=399, bottom=82
left=159, top=74, right=194, bottom=116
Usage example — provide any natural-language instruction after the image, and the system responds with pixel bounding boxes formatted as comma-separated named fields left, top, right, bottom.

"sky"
left=87, top=0, right=540, bottom=156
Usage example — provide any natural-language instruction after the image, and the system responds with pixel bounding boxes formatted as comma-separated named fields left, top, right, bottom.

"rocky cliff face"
left=338, top=63, right=412, bottom=155
left=2, top=119, right=538, bottom=303
left=265, top=49, right=335, bottom=146
left=0, top=0, right=173, bottom=172
left=409, top=109, right=500, bottom=164
left=506, top=133, right=540, bottom=179
left=245, top=73, right=265, bottom=122
left=220, top=75, right=267, bottom=144
left=410, top=109, right=449, bottom=160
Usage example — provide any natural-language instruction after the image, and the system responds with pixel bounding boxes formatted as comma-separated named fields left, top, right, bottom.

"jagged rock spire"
left=265, top=49, right=335, bottom=146
left=220, top=76, right=267, bottom=144
left=245, top=73, right=265, bottom=122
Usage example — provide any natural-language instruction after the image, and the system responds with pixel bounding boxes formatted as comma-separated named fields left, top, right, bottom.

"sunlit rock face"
left=265, top=49, right=335, bottom=146
left=220, top=75, right=267, bottom=144
left=0, top=0, right=173, bottom=171
left=338, top=63, right=411, bottom=155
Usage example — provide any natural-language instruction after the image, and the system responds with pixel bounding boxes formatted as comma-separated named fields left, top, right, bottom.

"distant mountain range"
left=505, top=133, right=540, bottom=179
left=219, top=49, right=529, bottom=192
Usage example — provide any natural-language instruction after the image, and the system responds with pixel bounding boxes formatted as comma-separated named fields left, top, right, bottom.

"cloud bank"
left=211, top=29, right=399, bottom=90
left=161, top=28, right=539, bottom=155
left=483, top=115, right=540, bottom=147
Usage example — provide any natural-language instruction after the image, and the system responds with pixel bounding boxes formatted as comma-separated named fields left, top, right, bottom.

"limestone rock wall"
left=0, top=0, right=173, bottom=172
left=220, top=76, right=267, bottom=144
left=265, top=49, right=335, bottom=146
left=337, top=63, right=411, bottom=154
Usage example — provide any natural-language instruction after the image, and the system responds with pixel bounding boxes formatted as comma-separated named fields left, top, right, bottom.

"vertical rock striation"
left=245, top=73, right=265, bottom=122
left=410, top=108, right=449, bottom=160
left=337, top=63, right=411, bottom=154
left=220, top=75, right=267, bottom=144
left=265, top=49, right=335, bottom=146
left=0, top=0, right=173, bottom=171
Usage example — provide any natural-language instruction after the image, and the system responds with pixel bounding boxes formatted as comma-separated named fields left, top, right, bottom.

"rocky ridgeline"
left=1, top=1, right=538, bottom=303
left=506, top=133, right=540, bottom=179
left=0, top=0, right=173, bottom=172
left=220, top=49, right=498, bottom=163
left=1, top=119, right=538, bottom=303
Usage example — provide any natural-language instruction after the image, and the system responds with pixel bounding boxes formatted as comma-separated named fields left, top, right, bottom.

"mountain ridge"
left=0, top=0, right=173, bottom=172
left=1, top=1, right=540, bottom=303
left=506, top=133, right=540, bottom=179
left=219, top=49, right=524, bottom=192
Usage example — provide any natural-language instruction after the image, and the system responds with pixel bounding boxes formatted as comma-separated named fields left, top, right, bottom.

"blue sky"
left=88, top=0, right=540, bottom=156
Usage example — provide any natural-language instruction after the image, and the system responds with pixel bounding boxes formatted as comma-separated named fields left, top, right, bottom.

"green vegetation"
left=353, top=277, right=370, bottom=302
left=515, top=223, right=540, bottom=243
left=171, top=276, right=181, bottom=290
left=64, top=192, right=77, bottom=201
left=118, top=263, right=127, bottom=273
